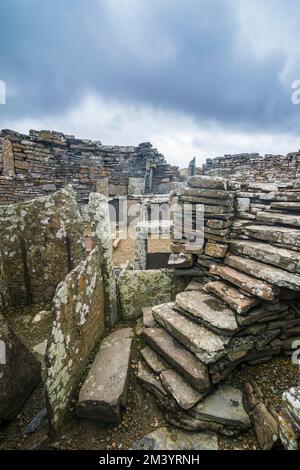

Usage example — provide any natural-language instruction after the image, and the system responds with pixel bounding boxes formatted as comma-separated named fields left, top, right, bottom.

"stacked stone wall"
left=0, top=129, right=183, bottom=204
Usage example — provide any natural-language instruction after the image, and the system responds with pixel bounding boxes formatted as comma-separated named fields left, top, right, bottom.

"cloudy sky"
left=0, top=0, right=300, bottom=166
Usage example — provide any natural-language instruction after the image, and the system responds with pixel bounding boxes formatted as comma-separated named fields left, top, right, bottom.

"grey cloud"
left=0, top=0, right=299, bottom=134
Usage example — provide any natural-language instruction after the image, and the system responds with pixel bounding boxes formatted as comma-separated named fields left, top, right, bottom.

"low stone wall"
left=45, top=247, right=106, bottom=432
left=0, top=186, right=85, bottom=306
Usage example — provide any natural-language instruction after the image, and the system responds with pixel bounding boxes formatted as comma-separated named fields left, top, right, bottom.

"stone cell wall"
left=203, top=151, right=300, bottom=184
left=0, top=186, right=85, bottom=306
left=0, top=129, right=183, bottom=205
left=45, top=247, right=106, bottom=431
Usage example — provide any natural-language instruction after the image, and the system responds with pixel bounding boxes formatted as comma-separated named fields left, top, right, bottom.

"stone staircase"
left=138, top=237, right=300, bottom=435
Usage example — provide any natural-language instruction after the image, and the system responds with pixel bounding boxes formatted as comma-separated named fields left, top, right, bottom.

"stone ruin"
left=0, top=132, right=300, bottom=450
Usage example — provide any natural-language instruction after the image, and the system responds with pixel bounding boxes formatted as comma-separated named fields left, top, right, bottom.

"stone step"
left=175, top=291, right=238, bottom=335
left=271, top=201, right=300, bottom=212
left=244, top=224, right=300, bottom=248
left=209, top=264, right=277, bottom=301
left=142, top=328, right=210, bottom=393
left=76, top=328, right=133, bottom=423
left=142, top=307, right=157, bottom=328
left=205, top=280, right=260, bottom=315
left=188, top=384, right=251, bottom=430
left=226, top=255, right=300, bottom=291
left=152, top=303, right=228, bottom=365
left=136, top=361, right=169, bottom=401
left=256, top=211, right=300, bottom=227
left=229, top=240, right=300, bottom=274
left=141, top=346, right=169, bottom=375
left=160, top=369, right=203, bottom=410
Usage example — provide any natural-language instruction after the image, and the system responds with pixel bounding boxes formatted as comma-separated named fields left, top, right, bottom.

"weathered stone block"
left=45, top=247, right=106, bottom=432
left=118, top=269, right=174, bottom=320
left=0, top=313, right=41, bottom=421
left=77, top=328, right=133, bottom=422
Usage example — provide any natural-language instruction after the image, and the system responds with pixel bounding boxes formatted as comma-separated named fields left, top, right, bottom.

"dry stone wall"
left=45, top=247, right=106, bottom=432
left=203, top=151, right=300, bottom=184
left=0, top=129, right=183, bottom=205
left=0, top=185, right=85, bottom=306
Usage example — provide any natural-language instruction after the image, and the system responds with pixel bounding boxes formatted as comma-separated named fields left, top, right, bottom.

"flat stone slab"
left=182, top=187, right=234, bottom=200
left=175, top=291, right=238, bottom=334
left=189, top=385, right=251, bottom=430
left=244, top=224, right=300, bottom=248
left=136, top=361, right=168, bottom=399
left=205, top=242, right=228, bottom=258
left=77, top=328, right=133, bottom=423
left=160, top=369, right=202, bottom=410
left=272, top=201, right=300, bottom=211
left=226, top=254, right=300, bottom=291
left=188, top=176, right=228, bottom=190
left=141, top=346, right=169, bottom=374
left=152, top=303, right=227, bottom=364
left=210, top=264, right=277, bottom=301
left=205, top=281, right=260, bottom=315
left=256, top=211, right=300, bottom=227
left=143, top=328, right=210, bottom=392
left=131, top=426, right=219, bottom=450
left=229, top=240, right=300, bottom=274
left=168, top=253, right=194, bottom=269
left=142, top=307, right=157, bottom=328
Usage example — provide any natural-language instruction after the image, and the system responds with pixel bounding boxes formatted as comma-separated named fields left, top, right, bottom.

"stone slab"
left=205, top=281, right=260, bottom=314
left=152, top=303, right=227, bottom=364
left=77, top=328, right=133, bottom=423
left=210, top=263, right=277, bottom=301
left=143, top=327, right=210, bottom=392
left=229, top=240, right=300, bottom=274
left=256, top=211, right=300, bottom=227
left=226, top=254, right=300, bottom=291
left=244, top=224, right=300, bottom=248
left=189, top=385, right=250, bottom=430
left=175, top=291, right=238, bottom=334
left=188, top=176, right=228, bottom=190
left=160, top=369, right=202, bottom=410
left=141, top=346, right=168, bottom=374
left=131, top=426, right=219, bottom=450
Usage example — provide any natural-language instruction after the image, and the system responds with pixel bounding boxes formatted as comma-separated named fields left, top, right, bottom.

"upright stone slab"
left=0, top=186, right=85, bottom=306
left=0, top=313, right=41, bottom=421
left=77, top=328, right=133, bottom=423
left=2, top=138, right=15, bottom=177
left=88, top=192, right=118, bottom=326
left=118, top=269, right=173, bottom=320
left=45, top=248, right=106, bottom=432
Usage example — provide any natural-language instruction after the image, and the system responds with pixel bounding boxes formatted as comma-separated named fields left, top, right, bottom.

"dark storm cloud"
left=0, top=0, right=299, bottom=131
